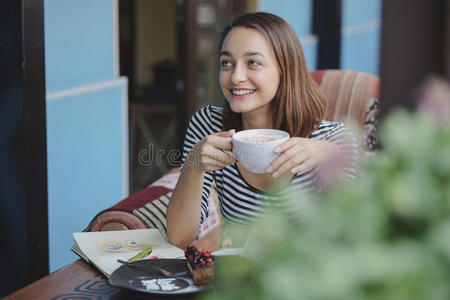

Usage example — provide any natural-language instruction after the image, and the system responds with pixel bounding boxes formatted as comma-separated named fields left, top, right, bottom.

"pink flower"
left=418, top=77, right=450, bottom=125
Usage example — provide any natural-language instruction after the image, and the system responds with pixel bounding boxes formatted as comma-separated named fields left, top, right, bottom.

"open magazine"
left=72, top=229, right=185, bottom=277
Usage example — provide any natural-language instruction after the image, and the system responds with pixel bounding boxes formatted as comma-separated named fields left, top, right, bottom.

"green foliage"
left=203, top=81, right=450, bottom=300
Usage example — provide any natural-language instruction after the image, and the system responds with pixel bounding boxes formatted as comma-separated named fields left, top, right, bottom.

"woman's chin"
left=228, top=102, right=251, bottom=113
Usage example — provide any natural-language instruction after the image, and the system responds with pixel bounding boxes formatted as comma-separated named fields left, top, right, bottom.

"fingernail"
left=266, top=166, right=273, bottom=172
left=272, top=171, right=279, bottom=178
left=290, top=168, right=297, bottom=174
left=274, top=147, right=280, bottom=154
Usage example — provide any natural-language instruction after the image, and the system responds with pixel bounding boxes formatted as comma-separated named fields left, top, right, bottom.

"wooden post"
left=379, top=0, right=447, bottom=118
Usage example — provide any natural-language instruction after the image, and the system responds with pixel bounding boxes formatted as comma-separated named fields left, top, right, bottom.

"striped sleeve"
left=181, top=106, right=220, bottom=224
left=322, top=122, right=359, bottom=181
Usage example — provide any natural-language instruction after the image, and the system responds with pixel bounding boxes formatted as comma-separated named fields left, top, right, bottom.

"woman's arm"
left=167, top=130, right=235, bottom=248
left=166, top=158, right=206, bottom=248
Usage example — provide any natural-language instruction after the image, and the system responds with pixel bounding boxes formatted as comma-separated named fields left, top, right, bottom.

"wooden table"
left=5, top=227, right=221, bottom=300
left=5, top=259, right=203, bottom=300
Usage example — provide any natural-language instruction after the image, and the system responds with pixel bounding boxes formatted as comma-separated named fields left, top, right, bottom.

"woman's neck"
left=241, top=107, right=273, bottom=130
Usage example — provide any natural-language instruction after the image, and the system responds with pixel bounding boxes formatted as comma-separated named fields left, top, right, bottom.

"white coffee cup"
left=226, top=129, right=290, bottom=174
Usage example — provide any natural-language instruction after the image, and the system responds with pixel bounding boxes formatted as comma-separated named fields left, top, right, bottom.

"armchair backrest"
left=311, top=69, right=381, bottom=151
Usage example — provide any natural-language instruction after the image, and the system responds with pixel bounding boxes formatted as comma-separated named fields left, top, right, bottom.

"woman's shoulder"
left=194, top=105, right=224, bottom=116
left=310, top=120, right=350, bottom=138
left=200, top=105, right=224, bottom=116
left=318, top=119, right=344, bottom=128
left=190, top=105, right=224, bottom=132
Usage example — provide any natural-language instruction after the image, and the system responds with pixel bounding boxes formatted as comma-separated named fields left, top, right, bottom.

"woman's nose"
left=230, top=64, right=246, bottom=83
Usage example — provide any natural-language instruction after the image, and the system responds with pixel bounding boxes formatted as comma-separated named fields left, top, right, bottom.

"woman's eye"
left=249, top=60, right=261, bottom=67
left=220, top=61, right=231, bottom=68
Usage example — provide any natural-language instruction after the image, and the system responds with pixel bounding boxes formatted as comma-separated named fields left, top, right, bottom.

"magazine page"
left=72, top=229, right=184, bottom=276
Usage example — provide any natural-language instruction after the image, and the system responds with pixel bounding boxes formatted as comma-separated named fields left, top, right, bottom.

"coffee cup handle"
left=223, top=137, right=235, bottom=158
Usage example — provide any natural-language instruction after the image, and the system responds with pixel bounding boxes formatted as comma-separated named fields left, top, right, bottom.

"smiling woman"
left=219, top=27, right=280, bottom=129
left=219, top=13, right=326, bottom=137
left=166, top=12, right=359, bottom=249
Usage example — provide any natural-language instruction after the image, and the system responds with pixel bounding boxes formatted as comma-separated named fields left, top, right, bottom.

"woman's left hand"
left=266, top=138, right=342, bottom=178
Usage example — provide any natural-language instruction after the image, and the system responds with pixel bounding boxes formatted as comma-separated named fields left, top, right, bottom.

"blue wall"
left=45, top=0, right=115, bottom=92
left=44, top=0, right=128, bottom=271
left=260, top=0, right=317, bottom=71
left=260, top=0, right=381, bottom=75
left=341, top=0, right=382, bottom=74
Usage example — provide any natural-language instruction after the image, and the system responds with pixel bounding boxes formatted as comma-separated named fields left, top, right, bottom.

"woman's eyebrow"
left=219, top=51, right=265, bottom=58
left=244, top=51, right=265, bottom=57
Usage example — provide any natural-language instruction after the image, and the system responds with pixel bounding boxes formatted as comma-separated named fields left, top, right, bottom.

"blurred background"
left=0, top=0, right=448, bottom=297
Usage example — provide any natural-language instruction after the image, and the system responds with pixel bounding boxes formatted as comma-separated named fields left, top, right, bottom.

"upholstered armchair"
left=311, top=69, right=380, bottom=152
left=86, top=69, right=380, bottom=235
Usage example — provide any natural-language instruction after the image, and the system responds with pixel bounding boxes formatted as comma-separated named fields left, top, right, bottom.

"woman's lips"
left=230, top=89, right=256, bottom=98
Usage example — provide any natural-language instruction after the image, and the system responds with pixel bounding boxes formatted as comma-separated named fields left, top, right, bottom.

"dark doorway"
left=0, top=0, right=48, bottom=297
left=119, top=0, right=248, bottom=193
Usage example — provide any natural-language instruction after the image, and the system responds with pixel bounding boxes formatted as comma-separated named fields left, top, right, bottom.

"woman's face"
left=219, top=27, right=280, bottom=116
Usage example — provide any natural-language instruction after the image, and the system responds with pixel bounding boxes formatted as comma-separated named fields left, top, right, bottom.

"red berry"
left=200, top=261, right=206, bottom=266
left=206, top=258, right=213, bottom=264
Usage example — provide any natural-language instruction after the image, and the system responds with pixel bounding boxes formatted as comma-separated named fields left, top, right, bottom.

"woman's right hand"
left=186, top=129, right=236, bottom=172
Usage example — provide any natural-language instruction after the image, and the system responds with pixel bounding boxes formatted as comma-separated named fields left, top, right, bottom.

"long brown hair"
left=220, top=12, right=326, bottom=137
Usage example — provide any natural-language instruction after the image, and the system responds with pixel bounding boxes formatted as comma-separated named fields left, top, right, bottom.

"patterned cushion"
left=88, top=169, right=222, bottom=241
left=362, top=97, right=380, bottom=151
left=133, top=181, right=222, bottom=240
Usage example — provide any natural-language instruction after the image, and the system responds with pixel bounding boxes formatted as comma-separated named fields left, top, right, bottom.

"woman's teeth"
left=231, top=89, right=255, bottom=95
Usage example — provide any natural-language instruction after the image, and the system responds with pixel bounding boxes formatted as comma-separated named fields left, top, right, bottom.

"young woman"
left=167, top=12, right=358, bottom=248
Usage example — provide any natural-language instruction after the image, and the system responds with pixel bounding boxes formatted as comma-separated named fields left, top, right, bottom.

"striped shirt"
left=181, top=105, right=358, bottom=227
